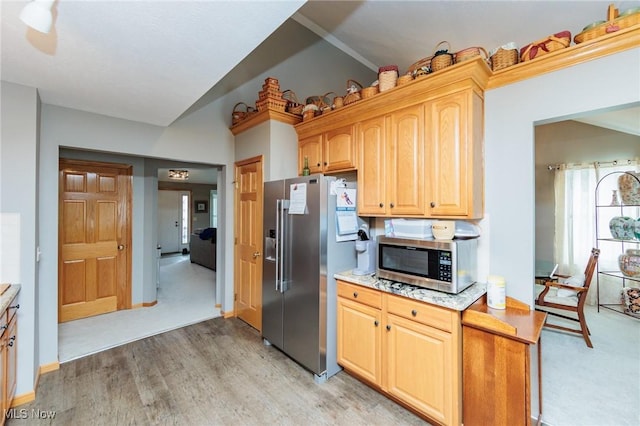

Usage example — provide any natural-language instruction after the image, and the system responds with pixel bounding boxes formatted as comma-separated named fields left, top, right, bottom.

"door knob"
left=253, top=251, right=261, bottom=259
left=118, top=244, right=125, bottom=251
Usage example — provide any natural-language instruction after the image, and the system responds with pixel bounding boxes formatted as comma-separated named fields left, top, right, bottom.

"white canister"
left=487, top=275, right=506, bottom=309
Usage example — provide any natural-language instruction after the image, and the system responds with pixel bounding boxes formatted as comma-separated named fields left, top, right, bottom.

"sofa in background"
left=190, top=228, right=216, bottom=270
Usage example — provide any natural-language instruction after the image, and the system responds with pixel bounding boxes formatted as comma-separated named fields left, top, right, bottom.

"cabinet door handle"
left=386, top=325, right=391, bottom=331
left=379, top=203, right=384, bottom=208
left=374, top=320, right=379, bottom=327
left=353, top=292, right=358, bottom=298
left=9, top=304, right=19, bottom=310
left=324, top=162, right=327, bottom=166
left=390, top=203, right=394, bottom=208
left=430, top=202, right=436, bottom=208
left=411, top=309, right=418, bottom=317
left=316, top=163, right=321, bottom=167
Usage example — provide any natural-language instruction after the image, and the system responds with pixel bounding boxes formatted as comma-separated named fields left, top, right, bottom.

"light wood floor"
left=12, top=317, right=428, bottom=425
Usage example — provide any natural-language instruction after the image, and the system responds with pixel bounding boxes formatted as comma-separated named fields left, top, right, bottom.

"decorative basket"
left=407, top=56, right=432, bottom=75
left=574, top=5, right=640, bottom=44
left=378, top=65, right=399, bottom=92
left=333, top=96, right=344, bottom=109
left=343, top=80, right=363, bottom=105
left=431, top=41, right=454, bottom=72
left=282, top=90, right=304, bottom=115
left=490, top=43, right=519, bottom=71
left=361, top=85, right=379, bottom=99
left=397, top=73, right=414, bottom=85
left=256, top=97, right=287, bottom=112
left=455, top=46, right=488, bottom=64
left=520, top=31, right=571, bottom=62
left=231, top=102, right=254, bottom=125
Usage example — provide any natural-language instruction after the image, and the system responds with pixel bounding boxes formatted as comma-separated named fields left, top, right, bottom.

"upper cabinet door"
left=299, top=135, right=323, bottom=175
left=388, top=104, right=425, bottom=216
left=426, top=89, right=484, bottom=218
left=358, top=117, right=387, bottom=216
left=324, top=125, right=357, bottom=173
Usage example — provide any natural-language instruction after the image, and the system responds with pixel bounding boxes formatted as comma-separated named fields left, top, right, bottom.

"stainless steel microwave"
left=376, top=236, right=477, bottom=294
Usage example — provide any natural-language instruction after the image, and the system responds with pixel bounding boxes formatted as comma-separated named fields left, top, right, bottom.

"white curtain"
left=554, top=160, right=640, bottom=305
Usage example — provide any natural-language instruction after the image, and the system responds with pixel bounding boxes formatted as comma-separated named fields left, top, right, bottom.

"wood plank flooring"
left=10, top=317, right=428, bottom=425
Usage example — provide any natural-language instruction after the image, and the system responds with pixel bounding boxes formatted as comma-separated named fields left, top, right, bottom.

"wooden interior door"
left=59, top=159, right=132, bottom=323
left=234, top=156, right=263, bottom=331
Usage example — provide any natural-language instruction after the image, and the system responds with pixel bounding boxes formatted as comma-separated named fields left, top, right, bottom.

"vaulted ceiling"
left=3, top=0, right=638, bottom=133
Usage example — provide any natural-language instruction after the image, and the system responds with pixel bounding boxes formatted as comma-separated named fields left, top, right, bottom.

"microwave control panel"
left=438, top=251, right=452, bottom=282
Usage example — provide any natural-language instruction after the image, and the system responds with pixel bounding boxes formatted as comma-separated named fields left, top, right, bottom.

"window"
left=181, top=194, right=189, bottom=244
left=210, top=190, right=218, bottom=228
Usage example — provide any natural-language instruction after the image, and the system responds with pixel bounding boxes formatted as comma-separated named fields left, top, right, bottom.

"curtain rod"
left=547, top=159, right=636, bottom=171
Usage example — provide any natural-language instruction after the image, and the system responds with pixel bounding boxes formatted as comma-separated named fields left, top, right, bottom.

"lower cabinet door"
left=385, top=313, right=453, bottom=425
left=337, top=297, right=382, bottom=386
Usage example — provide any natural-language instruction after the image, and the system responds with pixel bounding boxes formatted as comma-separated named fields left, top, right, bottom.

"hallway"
left=58, top=254, right=220, bottom=362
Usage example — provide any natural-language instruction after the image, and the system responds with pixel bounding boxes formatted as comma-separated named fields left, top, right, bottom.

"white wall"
left=0, top=81, right=39, bottom=397
left=484, top=47, right=640, bottom=305
left=38, top=99, right=235, bottom=369
left=234, top=120, right=299, bottom=182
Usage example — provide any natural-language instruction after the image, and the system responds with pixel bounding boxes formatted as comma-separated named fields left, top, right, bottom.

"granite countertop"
left=334, top=270, right=486, bottom=311
left=0, top=284, right=20, bottom=314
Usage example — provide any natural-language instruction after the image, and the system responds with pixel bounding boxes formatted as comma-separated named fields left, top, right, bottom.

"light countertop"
left=334, top=270, right=486, bottom=311
left=0, top=284, right=20, bottom=314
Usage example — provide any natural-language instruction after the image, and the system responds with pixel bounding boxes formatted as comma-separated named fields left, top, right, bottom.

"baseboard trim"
left=222, top=310, right=234, bottom=319
left=40, top=361, right=60, bottom=375
left=11, top=390, right=35, bottom=407
left=132, top=301, right=157, bottom=309
left=10, top=360, right=60, bottom=408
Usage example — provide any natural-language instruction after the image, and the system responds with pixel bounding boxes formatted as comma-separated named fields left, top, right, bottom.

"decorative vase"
left=617, top=172, right=640, bottom=205
left=610, top=189, right=620, bottom=206
left=618, top=249, right=640, bottom=277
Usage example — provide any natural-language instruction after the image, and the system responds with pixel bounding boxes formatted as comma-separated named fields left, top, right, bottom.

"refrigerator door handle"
left=275, top=199, right=281, bottom=292
left=279, top=199, right=289, bottom=293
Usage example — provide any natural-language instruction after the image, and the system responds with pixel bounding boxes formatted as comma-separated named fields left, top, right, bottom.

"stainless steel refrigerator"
left=262, top=174, right=356, bottom=383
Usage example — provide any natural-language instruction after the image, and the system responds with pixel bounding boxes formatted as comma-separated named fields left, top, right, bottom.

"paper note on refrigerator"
left=288, top=183, right=307, bottom=214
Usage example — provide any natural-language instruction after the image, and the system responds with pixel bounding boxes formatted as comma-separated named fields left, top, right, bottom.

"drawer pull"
left=411, top=309, right=418, bottom=317
left=430, top=202, right=436, bottom=208
left=390, top=203, right=395, bottom=208
left=353, top=292, right=358, bottom=298
left=0, top=325, right=7, bottom=331
left=8, top=336, right=15, bottom=347
left=9, top=304, right=19, bottom=310
left=379, top=203, right=384, bottom=208
left=386, top=325, right=391, bottom=331
left=374, top=320, right=379, bottom=327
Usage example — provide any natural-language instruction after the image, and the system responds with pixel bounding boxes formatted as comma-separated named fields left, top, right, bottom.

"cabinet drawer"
left=386, top=294, right=454, bottom=332
left=337, top=281, right=382, bottom=309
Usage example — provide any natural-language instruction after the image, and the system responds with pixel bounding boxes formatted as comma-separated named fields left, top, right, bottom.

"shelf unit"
left=594, top=171, right=640, bottom=318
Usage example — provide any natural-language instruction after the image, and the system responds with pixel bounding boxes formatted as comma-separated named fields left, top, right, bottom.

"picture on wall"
left=195, top=200, right=208, bottom=213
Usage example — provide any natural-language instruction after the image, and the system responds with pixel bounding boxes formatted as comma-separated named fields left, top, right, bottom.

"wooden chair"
left=534, top=248, right=600, bottom=348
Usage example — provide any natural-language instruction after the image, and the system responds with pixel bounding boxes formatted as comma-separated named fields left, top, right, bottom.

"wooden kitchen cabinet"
left=297, top=125, right=357, bottom=175
left=462, top=295, right=546, bottom=426
left=0, top=293, right=19, bottom=425
left=336, top=280, right=461, bottom=426
left=358, top=105, right=425, bottom=216
left=425, top=88, right=484, bottom=218
left=295, top=58, right=491, bottom=219
left=336, top=297, right=382, bottom=386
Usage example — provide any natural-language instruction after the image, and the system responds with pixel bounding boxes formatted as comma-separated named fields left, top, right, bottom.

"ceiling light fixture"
left=20, top=0, right=55, bottom=34
left=168, top=169, right=189, bottom=180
